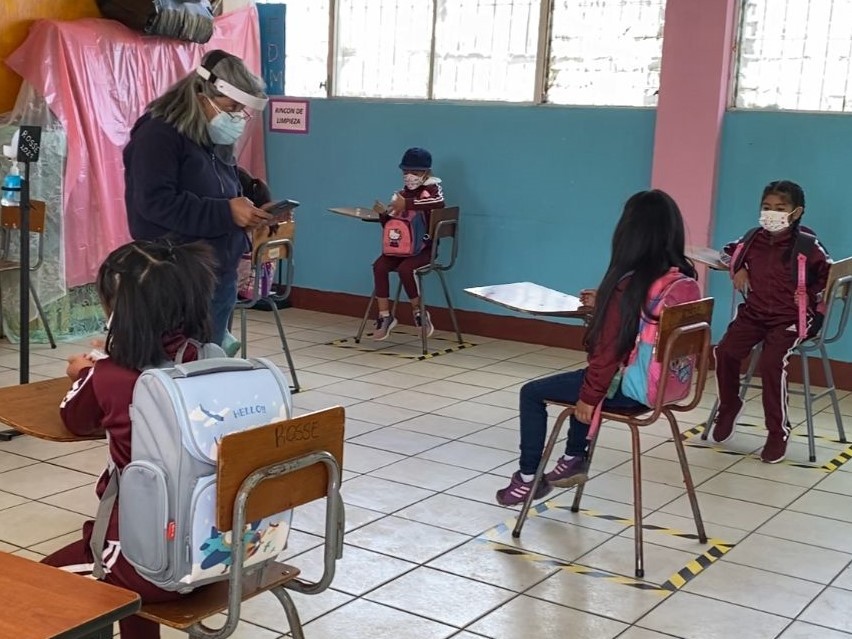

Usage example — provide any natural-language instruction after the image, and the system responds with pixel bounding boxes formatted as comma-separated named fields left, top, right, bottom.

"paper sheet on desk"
left=465, top=282, right=583, bottom=315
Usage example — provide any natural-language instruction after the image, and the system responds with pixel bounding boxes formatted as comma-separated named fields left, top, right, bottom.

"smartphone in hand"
left=266, top=199, right=300, bottom=222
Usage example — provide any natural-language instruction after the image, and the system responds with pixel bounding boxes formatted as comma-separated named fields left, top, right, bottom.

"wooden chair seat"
left=138, top=563, right=300, bottom=630
left=546, top=400, right=651, bottom=420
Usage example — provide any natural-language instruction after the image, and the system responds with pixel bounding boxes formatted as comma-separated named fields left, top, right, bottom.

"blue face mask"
left=207, top=112, right=247, bottom=146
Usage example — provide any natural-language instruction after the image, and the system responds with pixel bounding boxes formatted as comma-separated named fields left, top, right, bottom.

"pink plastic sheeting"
left=6, top=6, right=266, bottom=287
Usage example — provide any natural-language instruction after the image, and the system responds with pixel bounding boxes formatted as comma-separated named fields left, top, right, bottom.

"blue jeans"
left=518, top=368, right=645, bottom=475
left=211, top=274, right=237, bottom=346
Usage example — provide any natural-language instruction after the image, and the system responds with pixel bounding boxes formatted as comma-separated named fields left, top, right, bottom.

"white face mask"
left=758, top=209, right=791, bottom=233
left=403, top=173, right=425, bottom=190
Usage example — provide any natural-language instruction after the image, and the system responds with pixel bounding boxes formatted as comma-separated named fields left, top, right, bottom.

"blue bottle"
left=1, top=164, right=21, bottom=207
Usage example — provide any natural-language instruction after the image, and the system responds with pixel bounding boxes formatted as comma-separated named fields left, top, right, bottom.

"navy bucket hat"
left=399, top=147, right=432, bottom=171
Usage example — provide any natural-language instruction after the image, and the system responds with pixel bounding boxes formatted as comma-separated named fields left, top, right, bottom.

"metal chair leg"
left=272, top=586, right=305, bottom=639
left=239, top=307, right=248, bottom=358
left=29, top=282, right=56, bottom=349
left=628, top=423, right=645, bottom=579
left=512, top=408, right=571, bottom=538
left=272, top=305, right=300, bottom=393
left=799, top=351, right=817, bottom=463
left=355, top=292, right=377, bottom=343
left=819, top=343, right=847, bottom=443
left=392, top=278, right=403, bottom=319
left=666, top=409, right=707, bottom=544
left=437, top=269, right=464, bottom=345
left=417, top=274, right=428, bottom=355
left=570, top=435, right=599, bottom=513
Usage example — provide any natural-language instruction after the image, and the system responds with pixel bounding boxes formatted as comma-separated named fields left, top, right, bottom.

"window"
left=547, top=0, right=667, bottom=107
left=735, top=0, right=852, bottom=111
left=256, top=0, right=330, bottom=97
left=334, top=0, right=434, bottom=98
left=431, top=0, right=541, bottom=102
left=257, top=0, right=668, bottom=105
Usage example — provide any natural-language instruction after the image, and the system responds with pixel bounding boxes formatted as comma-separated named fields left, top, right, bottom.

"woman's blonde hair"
left=147, top=50, right=266, bottom=147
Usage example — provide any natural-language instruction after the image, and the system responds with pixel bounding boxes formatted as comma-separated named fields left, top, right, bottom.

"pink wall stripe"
left=651, top=0, right=738, bottom=248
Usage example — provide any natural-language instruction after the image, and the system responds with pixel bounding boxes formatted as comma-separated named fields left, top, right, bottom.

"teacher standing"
left=124, top=49, right=271, bottom=347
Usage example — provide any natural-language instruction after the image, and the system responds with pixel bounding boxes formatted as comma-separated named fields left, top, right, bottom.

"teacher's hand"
left=230, top=197, right=272, bottom=228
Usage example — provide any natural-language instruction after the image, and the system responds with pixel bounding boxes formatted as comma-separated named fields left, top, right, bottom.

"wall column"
left=651, top=0, right=738, bottom=249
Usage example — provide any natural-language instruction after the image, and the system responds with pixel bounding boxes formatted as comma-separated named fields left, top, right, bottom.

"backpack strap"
left=729, top=227, right=760, bottom=277
left=793, top=231, right=817, bottom=340
left=90, top=469, right=119, bottom=580
left=585, top=401, right=605, bottom=443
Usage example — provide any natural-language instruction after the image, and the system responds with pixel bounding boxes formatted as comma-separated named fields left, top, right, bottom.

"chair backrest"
left=652, top=298, right=715, bottom=415
left=429, top=206, right=459, bottom=240
left=0, top=201, right=47, bottom=233
left=216, top=405, right=345, bottom=531
left=821, top=256, right=852, bottom=344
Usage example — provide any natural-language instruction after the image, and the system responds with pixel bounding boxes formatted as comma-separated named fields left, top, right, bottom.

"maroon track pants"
left=42, top=522, right=181, bottom=639
left=714, top=305, right=804, bottom=436
left=372, top=251, right=432, bottom=299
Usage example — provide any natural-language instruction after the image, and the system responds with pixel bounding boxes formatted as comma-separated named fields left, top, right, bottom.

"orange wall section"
left=0, top=0, right=101, bottom=112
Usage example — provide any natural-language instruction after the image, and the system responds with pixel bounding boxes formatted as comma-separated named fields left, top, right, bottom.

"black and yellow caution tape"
left=682, top=423, right=852, bottom=472
left=479, top=502, right=734, bottom=595
left=327, top=335, right=477, bottom=361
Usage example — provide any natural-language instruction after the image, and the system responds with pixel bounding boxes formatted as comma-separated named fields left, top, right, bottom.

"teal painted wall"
left=714, top=111, right=852, bottom=361
left=265, top=100, right=656, bottom=319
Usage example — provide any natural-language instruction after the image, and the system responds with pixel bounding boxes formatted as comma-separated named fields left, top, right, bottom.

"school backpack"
left=96, top=0, right=215, bottom=43
left=621, top=268, right=702, bottom=407
left=729, top=226, right=818, bottom=339
left=382, top=210, right=428, bottom=257
left=91, top=349, right=294, bottom=593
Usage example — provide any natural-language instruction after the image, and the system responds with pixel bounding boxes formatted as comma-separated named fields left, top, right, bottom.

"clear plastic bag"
left=96, top=0, right=215, bottom=43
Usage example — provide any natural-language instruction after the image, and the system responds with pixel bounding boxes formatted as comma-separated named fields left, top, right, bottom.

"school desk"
left=0, top=377, right=103, bottom=442
left=464, top=282, right=591, bottom=319
left=327, top=206, right=381, bottom=222
left=686, top=245, right=727, bottom=271
left=0, top=551, right=140, bottom=639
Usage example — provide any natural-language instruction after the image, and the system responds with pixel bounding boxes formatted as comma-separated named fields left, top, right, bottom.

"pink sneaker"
left=545, top=456, right=589, bottom=488
left=495, top=472, right=552, bottom=506
left=415, top=311, right=434, bottom=338
left=372, top=315, right=398, bottom=341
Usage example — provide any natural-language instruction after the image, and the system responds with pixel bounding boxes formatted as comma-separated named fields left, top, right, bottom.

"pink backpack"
left=620, top=268, right=701, bottom=408
left=382, top=210, right=428, bottom=257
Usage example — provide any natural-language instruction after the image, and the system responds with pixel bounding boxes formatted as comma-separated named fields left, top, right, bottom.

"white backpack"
left=91, top=352, right=293, bottom=592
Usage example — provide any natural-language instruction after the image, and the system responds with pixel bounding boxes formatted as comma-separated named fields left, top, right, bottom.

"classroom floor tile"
left=2, top=307, right=851, bottom=638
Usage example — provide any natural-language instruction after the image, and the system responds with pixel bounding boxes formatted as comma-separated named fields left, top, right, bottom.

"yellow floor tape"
left=327, top=335, right=477, bottom=361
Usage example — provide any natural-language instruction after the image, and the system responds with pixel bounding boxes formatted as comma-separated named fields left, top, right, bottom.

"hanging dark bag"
left=96, top=0, right=215, bottom=44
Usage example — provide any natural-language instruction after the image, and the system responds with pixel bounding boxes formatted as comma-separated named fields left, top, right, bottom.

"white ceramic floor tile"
left=292, top=544, right=416, bottom=596
left=0, top=490, right=27, bottom=511
left=527, top=566, right=667, bottom=623
left=350, top=427, right=448, bottom=456
left=682, top=560, right=823, bottom=617
left=661, top=492, right=779, bottom=531
left=238, top=588, right=352, bottom=631
left=394, top=413, right=488, bottom=439
left=758, top=510, right=852, bottom=554
left=433, top=402, right=517, bottom=426
left=397, top=493, right=515, bottom=537
left=39, top=485, right=100, bottom=518
left=788, top=489, right=852, bottom=523
left=302, top=598, right=455, bottom=639
left=342, top=443, right=405, bottom=474
left=0, top=463, right=97, bottom=499
left=467, top=594, right=627, bottom=639
left=697, top=473, right=807, bottom=508
left=342, top=475, right=435, bottom=513
left=0, top=450, right=37, bottom=473
left=370, top=457, right=479, bottom=491
left=799, top=587, right=852, bottom=633
left=815, top=469, right=852, bottom=496
left=833, top=564, right=852, bottom=590
left=343, top=401, right=423, bottom=426
left=0, top=435, right=103, bottom=461
left=290, top=499, right=384, bottom=536
left=418, top=441, right=516, bottom=472
left=581, top=472, right=686, bottom=511
left=345, top=516, right=468, bottom=563
left=639, top=591, right=789, bottom=639
left=776, top=621, right=852, bottom=639
left=0, top=502, right=87, bottom=546
left=49, top=446, right=109, bottom=476
left=373, top=389, right=460, bottom=412
left=367, top=566, right=514, bottom=627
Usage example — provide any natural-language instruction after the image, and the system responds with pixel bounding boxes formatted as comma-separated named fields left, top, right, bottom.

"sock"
left=520, top=473, right=534, bottom=482
left=563, top=454, right=580, bottom=461
left=379, top=310, right=390, bottom=318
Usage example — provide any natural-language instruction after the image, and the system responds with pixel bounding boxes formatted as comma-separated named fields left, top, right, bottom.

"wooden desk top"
left=687, top=245, right=727, bottom=271
left=0, top=552, right=140, bottom=639
left=465, top=282, right=590, bottom=318
left=0, top=377, right=103, bottom=442
left=328, top=206, right=381, bottom=222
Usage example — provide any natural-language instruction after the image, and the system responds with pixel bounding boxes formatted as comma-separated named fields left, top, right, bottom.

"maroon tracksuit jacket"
left=715, top=226, right=830, bottom=435
left=42, top=335, right=199, bottom=639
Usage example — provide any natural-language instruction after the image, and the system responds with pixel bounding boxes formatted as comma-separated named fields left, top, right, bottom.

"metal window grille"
left=735, top=0, right=852, bottom=111
left=546, top=0, right=666, bottom=107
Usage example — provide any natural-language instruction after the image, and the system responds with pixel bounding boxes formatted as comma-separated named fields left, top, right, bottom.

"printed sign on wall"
left=269, top=99, right=309, bottom=134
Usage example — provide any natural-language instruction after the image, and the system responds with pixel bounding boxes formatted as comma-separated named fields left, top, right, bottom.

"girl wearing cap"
left=371, top=147, right=445, bottom=340
left=123, top=49, right=271, bottom=350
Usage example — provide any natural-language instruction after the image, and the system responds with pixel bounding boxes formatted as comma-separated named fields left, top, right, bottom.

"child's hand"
left=579, top=289, right=597, bottom=308
left=388, top=195, right=406, bottom=215
left=732, top=268, right=750, bottom=294
left=574, top=399, right=594, bottom=424
left=66, top=354, right=95, bottom=380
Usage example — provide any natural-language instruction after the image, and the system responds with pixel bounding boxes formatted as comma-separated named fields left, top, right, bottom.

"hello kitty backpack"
left=91, top=352, right=293, bottom=592
left=382, top=210, right=429, bottom=257
left=620, top=268, right=701, bottom=407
